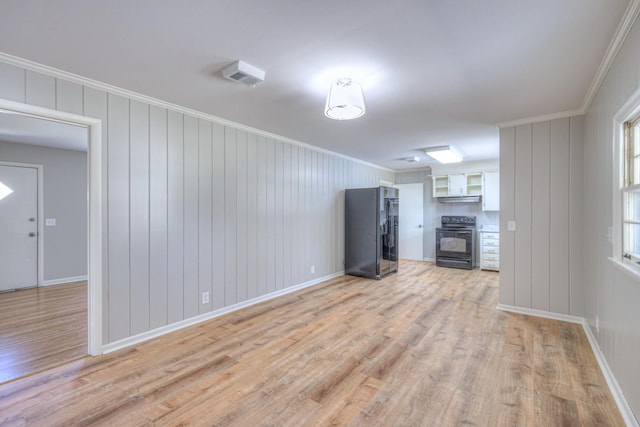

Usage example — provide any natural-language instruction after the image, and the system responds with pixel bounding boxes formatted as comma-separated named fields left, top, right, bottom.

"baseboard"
left=580, top=319, right=640, bottom=427
left=423, top=257, right=435, bottom=262
left=497, top=304, right=639, bottom=426
left=496, top=304, right=584, bottom=324
left=102, top=271, right=345, bottom=354
left=41, top=275, right=88, bottom=287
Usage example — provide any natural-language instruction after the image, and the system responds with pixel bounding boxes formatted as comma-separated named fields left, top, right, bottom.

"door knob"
left=28, top=232, right=36, bottom=237
left=29, top=217, right=35, bottom=222
left=418, top=224, right=423, bottom=228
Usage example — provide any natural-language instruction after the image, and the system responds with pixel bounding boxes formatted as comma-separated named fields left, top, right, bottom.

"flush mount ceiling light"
left=325, top=78, right=366, bottom=120
left=424, top=146, right=462, bottom=164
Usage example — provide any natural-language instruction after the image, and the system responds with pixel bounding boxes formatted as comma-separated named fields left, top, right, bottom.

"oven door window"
left=440, top=236, right=467, bottom=253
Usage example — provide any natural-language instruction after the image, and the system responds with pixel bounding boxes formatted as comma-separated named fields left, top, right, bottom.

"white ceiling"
left=0, top=1, right=632, bottom=170
left=0, top=112, right=87, bottom=151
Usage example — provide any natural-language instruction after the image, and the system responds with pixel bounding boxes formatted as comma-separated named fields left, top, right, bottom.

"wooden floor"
left=0, top=261, right=624, bottom=426
left=0, top=281, right=87, bottom=384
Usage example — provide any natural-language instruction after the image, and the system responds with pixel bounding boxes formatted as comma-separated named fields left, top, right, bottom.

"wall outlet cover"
left=507, top=220, right=516, bottom=232
left=202, top=292, right=209, bottom=304
left=45, top=218, right=56, bottom=226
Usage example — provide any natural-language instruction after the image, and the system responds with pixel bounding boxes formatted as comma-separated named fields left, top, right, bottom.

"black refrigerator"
left=345, top=186, right=399, bottom=279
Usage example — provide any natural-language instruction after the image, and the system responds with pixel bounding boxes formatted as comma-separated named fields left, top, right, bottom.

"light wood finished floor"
left=0, top=281, right=87, bottom=384
left=0, top=262, right=624, bottom=426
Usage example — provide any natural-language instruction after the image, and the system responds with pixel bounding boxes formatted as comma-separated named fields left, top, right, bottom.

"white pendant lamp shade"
left=325, top=78, right=366, bottom=120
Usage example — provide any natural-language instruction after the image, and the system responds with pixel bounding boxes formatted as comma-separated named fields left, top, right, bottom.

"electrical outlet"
left=507, top=220, right=516, bottom=232
left=202, top=292, right=209, bottom=304
left=596, top=316, right=600, bottom=333
left=310, top=265, right=315, bottom=274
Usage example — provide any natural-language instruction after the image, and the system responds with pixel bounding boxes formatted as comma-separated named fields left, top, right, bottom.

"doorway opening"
left=0, top=98, right=102, bottom=383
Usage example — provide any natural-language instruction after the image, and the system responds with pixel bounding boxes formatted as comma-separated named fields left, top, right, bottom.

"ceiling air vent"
left=222, top=60, right=265, bottom=86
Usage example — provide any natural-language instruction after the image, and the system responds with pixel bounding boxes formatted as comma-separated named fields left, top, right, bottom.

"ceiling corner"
left=580, top=0, right=640, bottom=113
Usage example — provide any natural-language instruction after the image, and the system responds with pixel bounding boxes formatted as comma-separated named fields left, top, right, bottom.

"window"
left=622, top=119, right=640, bottom=264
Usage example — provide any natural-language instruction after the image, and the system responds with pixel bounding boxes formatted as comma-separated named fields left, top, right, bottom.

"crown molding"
left=580, top=0, right=640, bottom=112
left=497, top=0, right=640, bottom=129
left=496, top=108, right=583, bottom=128
left=0, top=52, right=394, bottom=174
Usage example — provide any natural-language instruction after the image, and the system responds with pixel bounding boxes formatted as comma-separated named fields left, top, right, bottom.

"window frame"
left=612, top=86, right=640, bottom=279
left=622, top=118, right=640, bottom=264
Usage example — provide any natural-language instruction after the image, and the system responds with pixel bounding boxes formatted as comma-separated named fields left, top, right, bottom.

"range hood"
left=437, top=195, right=481, bottom=203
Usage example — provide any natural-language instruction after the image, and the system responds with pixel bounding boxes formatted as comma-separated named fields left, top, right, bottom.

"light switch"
left=45, top=218, right=56, bottom=226
left=507, top=220, right=516, bottom=232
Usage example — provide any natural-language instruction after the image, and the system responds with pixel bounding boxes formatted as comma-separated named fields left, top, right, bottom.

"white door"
left=395, top=183, right=424, bottom=261
left=0, top=165, right=38, bottom=291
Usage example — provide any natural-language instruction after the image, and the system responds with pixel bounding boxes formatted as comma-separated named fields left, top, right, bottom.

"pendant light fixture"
left=324, top=78, right=366, bottom=120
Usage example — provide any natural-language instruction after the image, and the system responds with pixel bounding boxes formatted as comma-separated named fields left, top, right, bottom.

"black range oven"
left=436, top=216, right=476, bottom=270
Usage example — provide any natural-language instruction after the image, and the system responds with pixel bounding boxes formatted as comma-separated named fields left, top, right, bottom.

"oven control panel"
left=441, top=215, right=476, bottom=227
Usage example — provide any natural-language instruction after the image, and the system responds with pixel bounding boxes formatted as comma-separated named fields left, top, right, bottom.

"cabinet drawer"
left=482, top=246, right=499, bottom=254
left=482, top=254, right=500, bottom=262
left=482, top=239, right=499, bottom=247
left=482, top=232, right=499, bottom=240
left=482, top=261, right=500, bottom=270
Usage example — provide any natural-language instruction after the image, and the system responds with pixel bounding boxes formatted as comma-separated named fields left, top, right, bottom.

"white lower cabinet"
left=479, top=230, right=499, bottom=271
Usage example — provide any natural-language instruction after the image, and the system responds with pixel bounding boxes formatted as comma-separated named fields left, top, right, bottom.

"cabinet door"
left=448, top=174, right=466, bottom=196
left=482, top=171, right=500, bottom=211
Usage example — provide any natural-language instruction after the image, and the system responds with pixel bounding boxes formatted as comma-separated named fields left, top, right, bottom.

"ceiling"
left=0, top=112, right=87, bottom=151
left=0, top=1, right=632, bottom=170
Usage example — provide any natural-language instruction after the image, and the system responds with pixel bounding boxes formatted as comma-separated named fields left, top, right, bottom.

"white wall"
left=0, top=141, right=87, bottom=282
left=499, top=117, right=584, bottom=316
left=582, top=14, right=640, bottom=417
left=0, top=61, right=394, bottom=345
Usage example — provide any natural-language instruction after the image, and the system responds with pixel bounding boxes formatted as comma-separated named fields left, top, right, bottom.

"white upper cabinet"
left=432, top=172, right=485, bottom=198
left=482, top=171, right=500, bottom=211
left=448, top=173, right=467, bottom=195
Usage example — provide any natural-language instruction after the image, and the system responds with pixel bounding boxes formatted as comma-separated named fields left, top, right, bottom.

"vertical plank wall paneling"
left=531, top=121, right=551, bottom=310
left=274, top=140, right=284, bottom=291
left=55, top=79, right=83, bottom=115
left=282, top=143, right=292, bottom=288
left=183, top=115, right=199, bottom=319
left=257, top=136, right=268, bottom=297
left=499, top=127, right=516, bottom=306
left=514, top=124, right=533, bottom=308
left=0, top=60, right=394, bottom=346
left=499, top=117, right=583, bottom=315
left=0, top=62, right=25, bottom=102
left=211, top=123, right=225, bottom=310
left=224, top=127, right=238, bottom=306
left=235, top=130, right=248, bottom=302
left=246, top=133, right=259, bottom=299
left=198, top=120, right=213, bottom=314
left=569, top=116, right=585, bottom=316
left=266, top=139, right=276, bottom=294
left=549, top=119, right=571, bottom=314
left=129, top=100, right=150, bottom=335
left=149, top=105, right=168, bottom=329
left=167, top=110, right=185, bottom=323
left=25, top=70, right=55, bottom=108
left=107, top=94, right=131, bottom=341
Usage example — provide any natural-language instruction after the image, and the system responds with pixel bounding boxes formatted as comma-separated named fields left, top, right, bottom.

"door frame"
left=0, top=98, right=103, bottom=356
left=0, top=161, right=44, bottom=288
